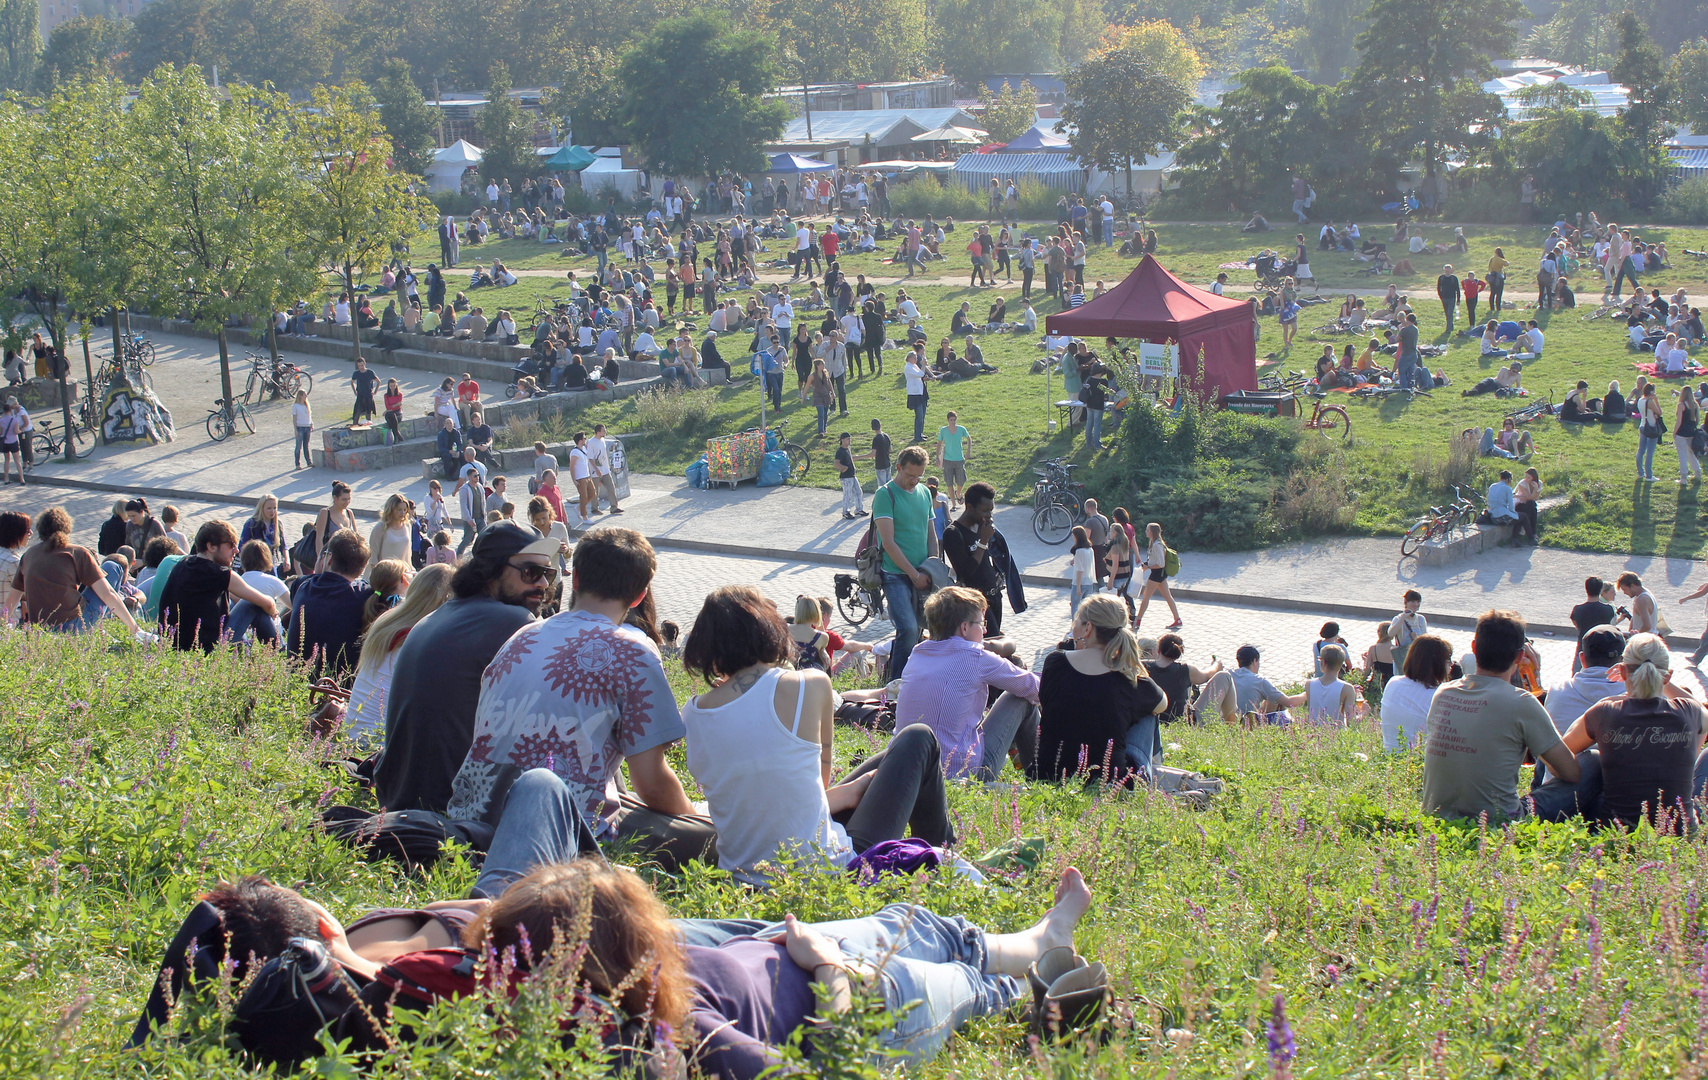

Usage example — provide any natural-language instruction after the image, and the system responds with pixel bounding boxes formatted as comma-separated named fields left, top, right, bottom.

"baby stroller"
left=1252, top=251, right=1298, bottom=288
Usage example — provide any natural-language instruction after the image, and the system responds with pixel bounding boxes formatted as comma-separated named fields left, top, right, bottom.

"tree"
left=541, top=47, right=625, bottom=148
left=930, top=0, right=1063, bottom=86
left=1054, top=0, right=1104, bottom=64
left=1612, top=10, right=1666, bottom=139
left=981, top=80, right=1039, bottom=144
left=763, top=0, right=928, bottom=84
left=1059, top=45, right=1190, bottom=199
left=476, top=62, right=537, bottom=186
left=128, top=66, right=315, bottom=413
left=34, top=16, right=122, bottom=93
left=615, top=12, right=789, bottom=177
left=1300, top=0, right=1366, bottom=82
left=210, top=0, right=333, bottom=91
left=1349, top=0, right=1524, bottom=181
left=122, top=0, right=217, bottom=80
left=1509, top=82, right=1671, bottom=212
left=1669, top=39, right=1708, bottom=133
left=372, top=60, right=439, bottom=177
left=295, top=83, right=436, bottom=365
left=0, top=0, right=38, bottom=93
left=1100, top=20, right=1206, bottom=94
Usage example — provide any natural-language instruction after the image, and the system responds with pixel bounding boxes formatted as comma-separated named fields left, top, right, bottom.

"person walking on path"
left=1637, top=382, right=1664, bottom=482
left=1437, top=265, right=1461, bottom=332
left=1068, top=527, right=1095, bottom=616
left=585, top=423, right=624, bottom=515
left=292, top=389, right=314, bottom=470
left=856, top=418, right=892, bottom=488
left=836, top=432, right=866, bottom=520
left=934, top=410, right=970, bottom=510
left=1082, top=499, right=1110, bottom=588
left=1134, top=522, right=1181, bottom=631
left=349, top=357, right=379, bottom=427
left=873, top=445, right=938, bottom=681
left=455, top=468, right=486, bottom=555
left=1677, top=387, right=1703, bottom=485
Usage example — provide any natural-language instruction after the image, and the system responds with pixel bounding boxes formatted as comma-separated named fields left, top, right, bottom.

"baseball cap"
left=1581, top=625, right=1626, bottom=666
left=471, top=521, right=559, bottom=562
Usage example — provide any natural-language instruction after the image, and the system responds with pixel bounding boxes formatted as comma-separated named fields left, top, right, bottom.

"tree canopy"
left=1059, top=44, right=1190, bottom=194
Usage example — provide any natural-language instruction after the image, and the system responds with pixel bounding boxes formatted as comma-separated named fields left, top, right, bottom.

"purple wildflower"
left=1267, top=993, right=1297, bottom=1067
left=1322, top=964, right=1340, bottom=986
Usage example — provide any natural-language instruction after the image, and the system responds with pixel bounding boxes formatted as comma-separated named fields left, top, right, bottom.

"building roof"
left=1483, top=62, right=1631, bottom=119
left=777, top=108, right=978, bottom=147
left=984, top=74, right=1067, bottom=96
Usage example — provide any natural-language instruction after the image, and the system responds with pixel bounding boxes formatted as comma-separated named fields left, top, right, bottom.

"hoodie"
left=286, top=571, right=374, bottom=681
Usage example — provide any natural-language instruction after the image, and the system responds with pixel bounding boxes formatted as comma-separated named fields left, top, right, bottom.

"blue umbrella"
left=768, top=152, right=835, bottom=173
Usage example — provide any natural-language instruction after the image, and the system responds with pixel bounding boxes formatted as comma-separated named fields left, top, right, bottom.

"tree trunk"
left=347, top=265, right=361, bottom=364
left=216, top=325, right=235, bottom=417
left=48, top=312, right=75, bottom=463
left=109, top=305, right=122, bottom=380
left=80, top=334, right=95, bottom=436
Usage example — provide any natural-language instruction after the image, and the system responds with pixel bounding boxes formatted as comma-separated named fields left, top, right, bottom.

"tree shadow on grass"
left=1631, top=478, right=1656, bottom=556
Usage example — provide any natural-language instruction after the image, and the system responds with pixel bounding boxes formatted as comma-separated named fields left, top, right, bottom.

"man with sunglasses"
left=374, top=521, right=555, bottom=818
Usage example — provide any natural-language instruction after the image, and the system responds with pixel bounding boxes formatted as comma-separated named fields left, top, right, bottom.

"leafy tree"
left=1100, top=19, right=1206, bottom=93
left=295, top=83, right=437, bottom=365
left=1059, top=45, right=1190, bottom=198
left=1349, top=0, right=1523, bottom=181
left=931, top=0, right=1063, bottom=85
left=0, top=0, right=38, bottom=93
left=1054, top=0, right=1104, bottom=64
left=34, top=15, right=121, bottom=93
left=1524, top=0, right=1617, bottom=70
left=122, top=0, right=217, bottom=80
left=1508, top=82, right=1671, bottom=212
left=128, top=66, right=315, bottom=410
left=540, top=47, right=624, bottom=147
left=476, top=62, right=537, bottom=186
left=981, top=80, right=1039, bottom=144
left=1611, top=10, right=1666, bottom=137
left=1299, top=0, right=1366, bottom=82
left=615, top=12, right=789, bottom=177
left=372, top=60, right=439, bottom=177
left=1669, top=39, right=1708, bottom=133
left=764, top=0, right=928, bottom=84
left=209, top=0, right=333, bottom=91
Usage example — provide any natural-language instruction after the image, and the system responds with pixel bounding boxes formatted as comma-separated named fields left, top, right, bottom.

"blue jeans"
left=1069, top=579, right=1091, bottom=616
left=975, top=694, right=1037, bottom=781
left=881, top=570, right=921, bottom=679
left=675, top=904, right=1021, bottom=1069
left=1478, top=427, right=1516, bottom=459
left=1084, top=407, right=1103, bottom=448
left=911, top=398, right=927, bottom=442
left=765, top=371, right=783, bottom=410
left=225, top=600, right=281, bottom=645
left=471, top=769, right=601, bottom=899
left=68, top=559, right=128, bottom=631
left=816, top=404, right=829, bottom=434
left=295, top=425, right=313, bottom=468
left=1638, top=434, right=1659, bottom=478
left=1125, top=713, right=1162, bottom=779
left=1527, top=749, right=1603, bottom=821
left=1397, top=355, right=1417, bottom=390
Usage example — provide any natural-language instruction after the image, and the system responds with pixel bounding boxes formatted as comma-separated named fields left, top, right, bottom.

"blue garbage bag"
left=685, top=455, right=710, bottom=490
left=763, top=428, right=780, bottom=451
left=756, top=449, right=790, bottom=487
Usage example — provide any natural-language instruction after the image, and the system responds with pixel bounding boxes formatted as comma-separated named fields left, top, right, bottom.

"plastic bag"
left=685, top=455, right=710, bottom=490
left=756, top=449, right=790, bottom=486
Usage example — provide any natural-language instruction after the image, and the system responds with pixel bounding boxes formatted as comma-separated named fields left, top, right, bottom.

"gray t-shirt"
left=1421, top=675, right=1563, bottom=820
left=1231, top=667, right=1284, bottom=714
left=1084, top=513, right=1109, bottom=547
left=533, top=452, right=557, bottom=479
left=373, top=595, right=538, bottom=814
left=1398, top=323, right=1420, bottom=362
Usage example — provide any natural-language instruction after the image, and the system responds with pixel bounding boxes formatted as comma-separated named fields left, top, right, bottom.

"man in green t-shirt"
left=872, top=444, right=938, bottom=680
left=1421, top=610, right=1584, bottom=821
left=934, top=411, right=971, bottom=510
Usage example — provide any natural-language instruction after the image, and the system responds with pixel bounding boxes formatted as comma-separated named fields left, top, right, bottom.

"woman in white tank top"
left=681, top=587, right=956, bottom=884
left=1305, top=644, right=1356, bottom=726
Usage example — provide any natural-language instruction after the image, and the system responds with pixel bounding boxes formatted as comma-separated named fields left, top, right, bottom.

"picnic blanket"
left=1218, top=261, right=1250, bottom=270
left=1633, top=361, right=1708, bottom=378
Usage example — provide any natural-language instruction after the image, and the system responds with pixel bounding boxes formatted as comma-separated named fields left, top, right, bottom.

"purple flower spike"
left=1268, top=992, right=1297, bottom=1067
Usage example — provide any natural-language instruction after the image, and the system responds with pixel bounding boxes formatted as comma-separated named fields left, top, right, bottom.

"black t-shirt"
left=1569, top=600, right=1616, bottom=644
left=835, top=446, right=855, bottom=479
left=1144, top=659, right=1194, bottom=722
left=1031, top=651, right=1164, bottom=783
left=941, top=520, right=997, bottom=594
left=1584, top=695, right=1708, bottom=828
left=468, top=423, right=493, bottom=446
left=871, top=432, right=891, bottom=471
left=352, top=369, right=380, bottom=398
left=157, top=555, right=232, bottom=653
left=374, top=595, right=537, bottom=814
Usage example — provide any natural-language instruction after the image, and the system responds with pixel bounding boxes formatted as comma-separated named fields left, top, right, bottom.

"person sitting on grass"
left=1304, top=644, right=1357, bottom=726
left=1560, top=380, right=1602, bottom=422
left=1461, top=361, right=1523, bottom=397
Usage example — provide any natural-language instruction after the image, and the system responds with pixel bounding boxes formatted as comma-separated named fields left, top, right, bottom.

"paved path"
left=17, top=331, right=1708, bottom=652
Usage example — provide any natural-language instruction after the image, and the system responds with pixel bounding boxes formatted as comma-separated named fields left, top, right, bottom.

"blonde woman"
left=1035, top=593, right=1167, bottom=782
left=1550, top=633, right=1708, bottom=828
left=1134, top=522, right=1182, bottom=631
left=365, top=494, right=414, bottom=577
left=292, top=389, right=313, bottom=470
left=239, top=494, right=286, bottom=577
left=344, top=563, right=454, bottom=744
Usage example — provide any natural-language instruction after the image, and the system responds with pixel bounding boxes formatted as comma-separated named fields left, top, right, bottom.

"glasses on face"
left=506, top=560, right=557, bottom=586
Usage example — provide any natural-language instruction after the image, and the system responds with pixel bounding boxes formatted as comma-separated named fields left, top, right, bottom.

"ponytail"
left=1622, top=633, right=1670, bottom=698
left=1078, top=594, right=1142, bottom=684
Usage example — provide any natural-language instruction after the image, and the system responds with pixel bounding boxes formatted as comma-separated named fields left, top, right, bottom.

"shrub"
left=888, top=176, right=984, bottom=220
left=630, top=386, right=717, bottom=435
left=1017, top=177, right=1064, bottom=222
left=1658, top=177, right=1708, bottom=225
left=430, top=191, right=477, bottom=218
left=1408, top=432, right=1478, bottom=493
left=1275, top=464, right=1355, bottom=535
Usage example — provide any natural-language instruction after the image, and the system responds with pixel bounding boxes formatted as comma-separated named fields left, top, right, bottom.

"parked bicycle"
left=25, top=418, right=90, bottom=464
left=241, top=352, right=311, bottom=403
left=1400, top=485, right=1480, bottom=556
left=121, top=332, right=157, bottom=368
left=745, top=425, right=810, bottom=483
left=1256, top=369, right=1310, bottom=393
left=833, top=571, right=884, bottom=627
left=205, top=397, right=254, bottom=442
left=1031, top=457, right=1087, bottom=544
left=1301, top=390, right=1351, bottom=440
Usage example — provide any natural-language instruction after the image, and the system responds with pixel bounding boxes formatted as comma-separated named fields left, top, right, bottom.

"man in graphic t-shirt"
left=835, top=432, right=866, bottom=519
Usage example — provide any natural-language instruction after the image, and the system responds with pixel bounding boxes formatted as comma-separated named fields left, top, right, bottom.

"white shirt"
left=1022, top=307, right=1037, bottom=331
left=1071, top=546, right=1094, bottom=583
left=486, top=183, right=499, bottom=202
left=334, top=301, right=350, bottom=325
left=1408, top=236, right=1426, bottom=254
left=1212, top=281, right=1224, bottom=295
left=568, top=445, right=591, bottom=481
left=292, top=402, right=312, bottom=427
left=582, top=435, right=610, bottom=476
left=241, top=570, right=290, bottom=608
left=1378, top=676, right=1437, bottom=750
left=1543, top=666, right=1621, bottom=734
left=840, top=313, right=862, bottom=344
left=1526, top=327, right=1544, bottom=353
left=1099, top=200, right=1114, bottom=220
left=904, top=357, right=927, bottom=394
left=796, top=226, right=811, bottom=251
left=898, top=298, right=919, bottom=320
left=771, top=302, right=793, bottom=330
left=633, top=332, right=658, bottom=356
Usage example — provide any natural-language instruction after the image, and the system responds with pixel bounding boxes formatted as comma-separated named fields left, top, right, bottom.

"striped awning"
left=1669, top=146, right=1708, bottom=177
left=952, top=151, right=1084, bottom=193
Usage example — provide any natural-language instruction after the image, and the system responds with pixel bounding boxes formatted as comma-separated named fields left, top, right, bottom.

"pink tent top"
left=1044, top=255, right=1251, bottom=339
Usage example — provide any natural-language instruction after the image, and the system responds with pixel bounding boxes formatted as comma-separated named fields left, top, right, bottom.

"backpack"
left=232, top=938, right=363, bottom=1069
left=335, top=947, right=479, bottom=1053
left=854, top=492, right=887, bottom=594
left=795, top=629, right=829, bottom=672
left=1163, top=547, right=1180, bottom=577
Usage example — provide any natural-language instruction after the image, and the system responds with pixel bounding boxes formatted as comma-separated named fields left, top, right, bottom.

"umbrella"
left=911, top=124, right=988, bottom=144
left=544, top=145, right=597, bottom=171
left=768, top=152, right=835, bottom=173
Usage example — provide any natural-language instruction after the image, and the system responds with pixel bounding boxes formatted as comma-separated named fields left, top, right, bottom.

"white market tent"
left=581, top=153, right=646, bottom=200
left=427, top=140, right=482, bottom=193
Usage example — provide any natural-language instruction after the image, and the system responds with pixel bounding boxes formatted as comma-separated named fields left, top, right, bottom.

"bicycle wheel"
left=294, top=368, right=312, bottom=396
left=242, top=371, right=260, bottom=405
left=837, top=590, right=870, bottom=627
left=783, top=442, right=810, bottom=482
left=28, top=432, right=53, bottom=464
left=236, top=404, right=254, bottom=434
left=280, top=371, right=302, bottom=399
left=1315, top=405, right=1350, bottom=440
left=1400, top=519, right=1432, bottom=557
left=206, top=410, right=232, bottom=442
left=138, top=340, right=156, bottom=366
left=1032, top=503, right=1073, bottom=545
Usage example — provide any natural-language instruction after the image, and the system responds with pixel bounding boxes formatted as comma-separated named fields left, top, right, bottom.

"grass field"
left=420, top=219, right=1708, bottom=556
left=9, top=623, right=1708, bottom=1076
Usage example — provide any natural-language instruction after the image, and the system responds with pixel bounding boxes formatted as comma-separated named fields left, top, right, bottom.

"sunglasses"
left=506, top=560, right=558, bottom=586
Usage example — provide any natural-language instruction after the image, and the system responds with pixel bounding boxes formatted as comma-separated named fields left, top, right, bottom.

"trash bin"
left=1222, top=390, right=1297, bottom=418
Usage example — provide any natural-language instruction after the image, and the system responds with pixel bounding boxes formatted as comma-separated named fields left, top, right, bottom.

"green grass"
left=427, top=220, right=1708, bottom=556
left=10, top=622, right=1708, bottom=1076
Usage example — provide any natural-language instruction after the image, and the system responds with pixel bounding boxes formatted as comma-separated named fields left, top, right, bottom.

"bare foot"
left=1041, top=867, right=1092, bottom=952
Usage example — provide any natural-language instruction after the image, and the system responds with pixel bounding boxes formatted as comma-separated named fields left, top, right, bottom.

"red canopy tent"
left=1044, top=255, right=1257, bottom=400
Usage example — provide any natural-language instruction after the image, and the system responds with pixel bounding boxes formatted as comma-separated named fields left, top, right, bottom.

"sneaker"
left=608, top=507, right=625, bottom=514
left=855, top=510, right=868, bottom=517
left=1166, top=621, right=1183, bottom=631
left=843, top=511, right=854, bottom=519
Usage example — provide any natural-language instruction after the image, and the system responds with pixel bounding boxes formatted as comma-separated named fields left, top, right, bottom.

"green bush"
left=1441, top=182, right=1523, bottom=224
left=1017, top=177, right=1064, bottom=222
left=888, top=176, right=984, bottom=220
left=1658, top=177, right=1708, bottom=224
left=430, top=190, right=477, bottom=217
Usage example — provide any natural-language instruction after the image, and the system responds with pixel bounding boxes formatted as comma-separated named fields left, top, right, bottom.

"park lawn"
left=7, top=620, right=1708, bottom=1077
left=431, top=221, right=1708, bottom=556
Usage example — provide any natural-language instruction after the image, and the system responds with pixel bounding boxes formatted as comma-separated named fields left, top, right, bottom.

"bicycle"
left=833, top=571, right=884, bottom=627
left=26, top=418, right=90, bottom=464
left=1256, top=369, right=1310, bottom=393
left=241, top=352, right=309, bottom=403
left=1030, top=457, right=1086, bottom=510
left=747, top=425, right=809, bottom=482
left=1504, top=392, right=1553, bottom=425
left=1301, top=391, right=1351, bottom=440
left=121, top=332, right=157, bottom=368
left=1400, top=502, right=1453, bottom=556
left=205, top=397, right=254, bottom=442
